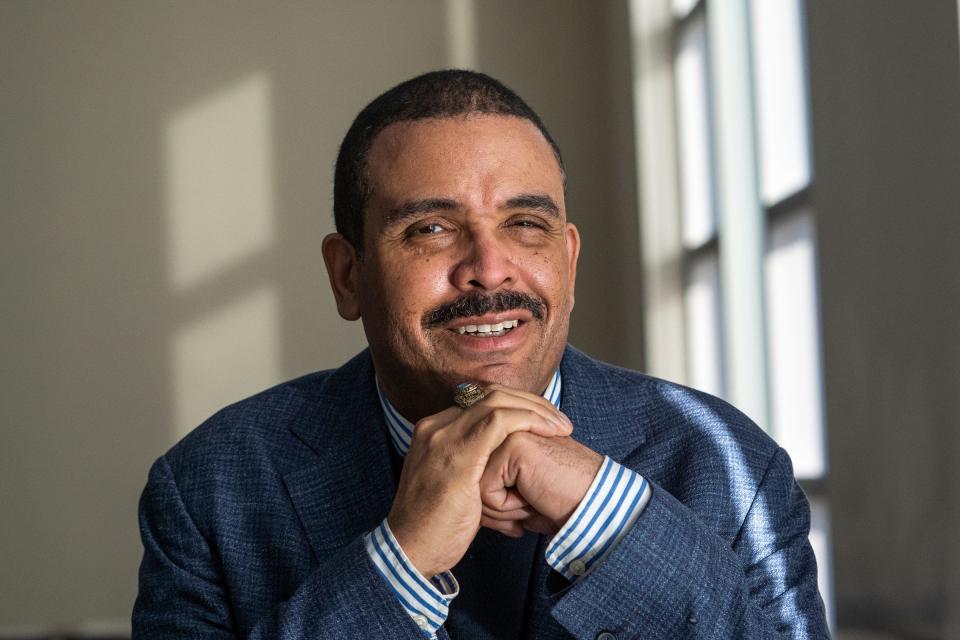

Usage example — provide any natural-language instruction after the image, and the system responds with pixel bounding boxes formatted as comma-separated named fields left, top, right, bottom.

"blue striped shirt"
left=365, top=370, right=652, bottom=637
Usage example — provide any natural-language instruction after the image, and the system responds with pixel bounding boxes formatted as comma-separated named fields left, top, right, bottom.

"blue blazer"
left=134, top=346, right=829, bottom=638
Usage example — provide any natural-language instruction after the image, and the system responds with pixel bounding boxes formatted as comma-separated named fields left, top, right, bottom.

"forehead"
left=365, top=114, right=565, bottom=213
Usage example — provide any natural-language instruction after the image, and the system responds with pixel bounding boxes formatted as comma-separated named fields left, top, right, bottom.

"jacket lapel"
left=282, top=350, right=397, bottom=557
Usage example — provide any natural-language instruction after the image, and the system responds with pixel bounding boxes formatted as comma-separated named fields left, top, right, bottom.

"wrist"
left=554, top=448, right=604, bottom=528
left=386, top=514, right=439, bottom=579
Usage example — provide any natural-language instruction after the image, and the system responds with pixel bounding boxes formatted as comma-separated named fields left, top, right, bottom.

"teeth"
left=455, top=319, right=521, bottom=335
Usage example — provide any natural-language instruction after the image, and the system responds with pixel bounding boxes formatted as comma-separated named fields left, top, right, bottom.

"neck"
left=377, top=378, right=452, bottom=424
left=370, top=358, right=454, bottom=424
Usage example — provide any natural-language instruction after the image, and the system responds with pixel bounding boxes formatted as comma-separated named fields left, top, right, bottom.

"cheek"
left=522, top=251, right=570, bottom=303
left=381, top=259, right=452, bottom=321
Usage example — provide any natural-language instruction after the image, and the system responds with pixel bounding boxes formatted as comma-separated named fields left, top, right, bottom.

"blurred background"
left=1, top=0, right=958, bottom=638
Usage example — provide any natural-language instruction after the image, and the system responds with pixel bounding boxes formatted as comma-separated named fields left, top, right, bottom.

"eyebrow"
left=384, top=198, right=460, bottom=226
left=502, top=193, right=560, bottom=218
left=384, top=192, right=561, bottom=227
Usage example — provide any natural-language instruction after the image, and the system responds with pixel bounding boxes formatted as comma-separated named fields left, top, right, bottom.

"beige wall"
left=0, top=1, right=638, bottom=631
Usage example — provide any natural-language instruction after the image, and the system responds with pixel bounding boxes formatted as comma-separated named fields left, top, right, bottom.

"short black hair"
left=333, top=69, right=565, bottom=252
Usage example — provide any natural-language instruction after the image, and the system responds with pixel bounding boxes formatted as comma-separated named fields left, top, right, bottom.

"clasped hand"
left=387, top=384, right=602, bottom=578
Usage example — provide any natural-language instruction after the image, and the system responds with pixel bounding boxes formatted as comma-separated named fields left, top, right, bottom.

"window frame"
left=630, top=0, right=832, bottom=626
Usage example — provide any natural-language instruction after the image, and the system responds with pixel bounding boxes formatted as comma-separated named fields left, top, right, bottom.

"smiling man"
left=134, top=71, right=830, bottom=639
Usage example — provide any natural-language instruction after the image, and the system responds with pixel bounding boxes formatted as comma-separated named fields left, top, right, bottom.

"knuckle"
left=425, top=428, right=446, bottom=448
left=508, top=428, right=535, bottom=443
left=413, top=417, right=433, bottom=434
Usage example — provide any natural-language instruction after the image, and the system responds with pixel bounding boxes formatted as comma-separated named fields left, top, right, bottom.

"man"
left=134, top=70, right=829, bottom=638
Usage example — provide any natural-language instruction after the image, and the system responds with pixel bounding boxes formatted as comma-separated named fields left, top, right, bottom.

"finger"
left=480, top=486, right=529, bottom=513
left=411, top=405, right=462, bottom=439
left=453, top=406, right=563, bottom=464
left=478, top=440, right=521, bottom=514
left=464, top=388, right=572, bottom=436
left=481, top=384, right=573, bottom=430
left=480, top=515, right=525, bottom=538
left=416, top=385, right=571, bottom=442
left=481, top=503, right=536, bottom=521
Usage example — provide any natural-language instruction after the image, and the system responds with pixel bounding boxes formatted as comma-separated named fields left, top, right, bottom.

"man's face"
left=341, top=114, right=579, bottom=417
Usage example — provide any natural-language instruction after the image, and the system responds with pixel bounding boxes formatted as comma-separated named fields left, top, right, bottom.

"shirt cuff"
left=545, top=455, right=653, bottom=581
left=364, top=519, right=459, bottom=638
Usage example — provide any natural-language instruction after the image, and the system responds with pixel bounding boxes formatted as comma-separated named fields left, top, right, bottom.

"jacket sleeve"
left=547, top=447, right=831, bottom=639
left=132, top=456, right=429, bottom=639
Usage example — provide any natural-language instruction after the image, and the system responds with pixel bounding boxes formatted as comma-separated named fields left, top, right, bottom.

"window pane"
left=685, top=252, right=725, bottom=397
left=675, top=13, right=717, bottom=248
left=672, top=0, right=700, bottom=20
left=749, top=0, right=811, bottom=204
left=765, top=211, right=826, bottom=478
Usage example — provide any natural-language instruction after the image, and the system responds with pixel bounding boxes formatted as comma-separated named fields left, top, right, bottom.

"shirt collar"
left=376, top=370, right=562, bottom=457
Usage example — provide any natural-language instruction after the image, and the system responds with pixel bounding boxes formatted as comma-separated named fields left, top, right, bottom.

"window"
left=631, top=0, right=832, bottom=626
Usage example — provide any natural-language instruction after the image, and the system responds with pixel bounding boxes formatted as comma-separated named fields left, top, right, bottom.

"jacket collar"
left=558, top=345, right=650, bottom=461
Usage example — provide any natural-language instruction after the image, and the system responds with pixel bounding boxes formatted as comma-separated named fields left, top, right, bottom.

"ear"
left=321, top=233, right=362, bottom=321
left=565, top=222, right=581, bottom=309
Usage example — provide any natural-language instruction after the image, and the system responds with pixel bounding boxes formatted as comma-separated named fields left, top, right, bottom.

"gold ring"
left=454, top=382, right=486, bottom=408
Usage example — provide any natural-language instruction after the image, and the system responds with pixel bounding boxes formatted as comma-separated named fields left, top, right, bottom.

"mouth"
left=439, top=312, right=534, bottom=357
left=444, top=310, right=532, bottom=342
left=453, top=318, right=522, bottom=337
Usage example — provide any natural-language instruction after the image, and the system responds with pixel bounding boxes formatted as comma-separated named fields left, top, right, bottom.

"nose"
left=450, top=228, right=515, bottom=292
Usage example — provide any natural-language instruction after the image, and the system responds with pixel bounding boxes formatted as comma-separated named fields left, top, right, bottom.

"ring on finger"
left=454, top=382, right=486, bottom=408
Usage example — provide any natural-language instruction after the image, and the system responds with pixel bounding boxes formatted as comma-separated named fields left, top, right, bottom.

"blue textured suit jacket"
left=133, top=346, right=829, bottom=638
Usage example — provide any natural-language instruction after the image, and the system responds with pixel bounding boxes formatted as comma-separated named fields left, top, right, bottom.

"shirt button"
left=596, top=632, right=617, bottom=640
left=412, top=614, right=429, bottom=630
left=570, top=559, right=587, bottom=576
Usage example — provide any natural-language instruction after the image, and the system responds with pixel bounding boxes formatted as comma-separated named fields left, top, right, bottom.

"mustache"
left=422, top=291, right=546, bottom=328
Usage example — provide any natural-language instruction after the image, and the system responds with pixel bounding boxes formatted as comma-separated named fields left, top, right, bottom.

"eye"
left=508, top=217, right=548, bottom=230
left=408, top=222, right=446, bottom=236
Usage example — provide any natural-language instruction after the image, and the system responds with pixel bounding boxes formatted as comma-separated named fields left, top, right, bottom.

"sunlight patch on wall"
left=164, top=73, right=275, bottom=291
left=171, top=286, right=281, bottom=441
